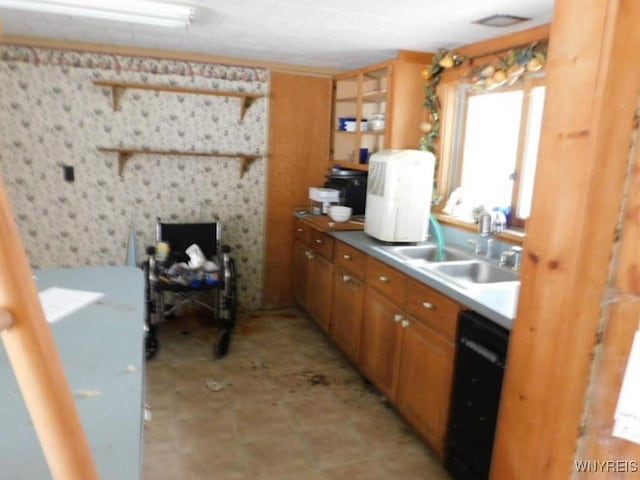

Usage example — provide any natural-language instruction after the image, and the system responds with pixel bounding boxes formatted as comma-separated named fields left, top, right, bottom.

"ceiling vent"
left=473, top=14, right=531, bottom=27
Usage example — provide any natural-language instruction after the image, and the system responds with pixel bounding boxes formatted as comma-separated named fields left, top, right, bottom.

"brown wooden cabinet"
left=292, top=239, right=309, bottom=308
left=330, top=242, right=366, bottom=363
left=331, top=51, right=434, bottom=170
left=360, top=257, right=461, bottom=456
left=360, top=256, right=409, bottom=402
left=291, top=218, right=334, bottom=332
left=360, top=285, right=406, bottom=402
left=396, top=313, right=456, bottom=457
left=291, top=217, right=462, bottom=458
left=306, top=252, right=333, bottom=332
left=398, top=279, right=461, bottom=455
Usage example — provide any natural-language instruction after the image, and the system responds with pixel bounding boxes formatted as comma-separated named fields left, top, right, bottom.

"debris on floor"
left=205, top=380, right=224, bottom=392
left=308, top=373, right=329, bottom=386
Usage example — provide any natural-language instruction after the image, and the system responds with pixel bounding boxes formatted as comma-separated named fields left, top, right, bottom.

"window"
left=448, top=78, right=545, bottom=227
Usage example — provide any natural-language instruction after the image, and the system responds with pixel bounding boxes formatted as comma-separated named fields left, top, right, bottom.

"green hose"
left=429, top=214, right=446, bottom=262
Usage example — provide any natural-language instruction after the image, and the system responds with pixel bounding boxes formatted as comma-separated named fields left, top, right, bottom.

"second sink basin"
left=427, top=261, right=519, bottom=286
left=376, top=244, right=471, bottom=263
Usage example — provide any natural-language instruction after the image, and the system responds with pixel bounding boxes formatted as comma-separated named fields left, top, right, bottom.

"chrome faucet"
left=468, top=210, right=503, bottom=258
left=499, top=246, right=523, bottom=271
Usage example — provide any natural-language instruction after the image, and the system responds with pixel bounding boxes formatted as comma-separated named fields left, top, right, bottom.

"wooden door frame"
left=492, top=0, right=640, bottom=478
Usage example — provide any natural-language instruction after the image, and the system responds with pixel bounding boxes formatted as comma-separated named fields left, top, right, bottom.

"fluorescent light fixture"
left=0, top=0, right=195, bottom=28
left=473, top=14, right=530, bottom=28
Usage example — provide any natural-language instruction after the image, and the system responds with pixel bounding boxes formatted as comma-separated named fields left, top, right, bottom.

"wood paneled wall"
left=262, top=72, right=332, bottom=308
left=492, top=1, right=640, bottom=478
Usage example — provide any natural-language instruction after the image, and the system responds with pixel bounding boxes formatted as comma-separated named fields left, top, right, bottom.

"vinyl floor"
left=143, top=308, right=452, bottom=480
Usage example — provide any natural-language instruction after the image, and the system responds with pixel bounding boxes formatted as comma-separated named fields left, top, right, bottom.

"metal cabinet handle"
left=378, top=275, right=389, bottom=283
left=343, top=254, right=352, bottom=260
left=297, top=228, right=303, bottom=232
left=315, top=239, right=324, bottom=244
left=422, top=301, right=436, bottom=310
left=401, top=319, right=410, bottom=328
left=342, top=274, right=351, bottom=282
left=393, top=314, right=403, bottom=323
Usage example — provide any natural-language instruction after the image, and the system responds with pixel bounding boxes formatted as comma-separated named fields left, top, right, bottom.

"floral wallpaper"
left=0, top=45, right=269, bottom=309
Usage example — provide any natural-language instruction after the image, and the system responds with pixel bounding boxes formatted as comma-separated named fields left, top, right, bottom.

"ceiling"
left=0, top=0, right=554, bottom=70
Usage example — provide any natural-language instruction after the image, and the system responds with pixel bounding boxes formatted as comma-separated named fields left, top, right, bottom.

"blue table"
left=0, top=266, right=145, bottom=479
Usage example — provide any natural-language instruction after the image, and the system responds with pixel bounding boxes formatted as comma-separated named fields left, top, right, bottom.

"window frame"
left=438, top=74, right=546, bottom=230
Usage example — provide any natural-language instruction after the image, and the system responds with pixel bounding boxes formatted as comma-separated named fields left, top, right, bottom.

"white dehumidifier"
left=364, top=149, right=435, bottom=242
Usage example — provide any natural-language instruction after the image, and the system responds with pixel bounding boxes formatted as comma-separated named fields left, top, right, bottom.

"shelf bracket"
left=241, top=96, right=256, bottom=120
left=117, top=151, right=133, bottom=177
left=240, top=156, right=257, bottom=178
left=111, top=86, right=125, bottom=112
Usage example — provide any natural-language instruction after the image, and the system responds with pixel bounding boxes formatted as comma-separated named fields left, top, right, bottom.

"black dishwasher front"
left=445, top=310, right=510, bottom=480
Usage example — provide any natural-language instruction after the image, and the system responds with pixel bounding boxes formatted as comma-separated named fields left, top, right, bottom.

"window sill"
left=433, top=213, right=526, bottom=244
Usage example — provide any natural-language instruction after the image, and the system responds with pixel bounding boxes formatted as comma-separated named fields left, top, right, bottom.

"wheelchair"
left=143, top=219, right=237, bottom=360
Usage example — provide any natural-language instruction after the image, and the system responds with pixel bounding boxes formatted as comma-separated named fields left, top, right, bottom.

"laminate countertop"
left=329, top=230, right=519, bottom=330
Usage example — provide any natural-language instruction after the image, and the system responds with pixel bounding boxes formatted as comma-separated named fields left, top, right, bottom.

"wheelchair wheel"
left=214, top=329, right=231, bottom=358
left=221, top=257, right=237, bottom=328
left=146, top=334, right=159, bottom=360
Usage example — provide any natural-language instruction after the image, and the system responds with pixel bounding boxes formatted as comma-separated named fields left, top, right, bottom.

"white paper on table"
left=613, top=329, right=640, bottom=445
left=38, top=287, right=105, bottom=324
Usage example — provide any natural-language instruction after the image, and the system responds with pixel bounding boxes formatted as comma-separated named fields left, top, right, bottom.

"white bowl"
left=328, top=206, right=352, bottom=222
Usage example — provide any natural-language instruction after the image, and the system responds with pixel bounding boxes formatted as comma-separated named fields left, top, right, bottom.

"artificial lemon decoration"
left=492, top=70, right=507, bottom=83
left=439, top=54, right=454, bottom=68
left=480, top=65, right=495, bottom=78
left=526, top=57, right=543, bottom=72
left=420, top=121, right=433, bottom=133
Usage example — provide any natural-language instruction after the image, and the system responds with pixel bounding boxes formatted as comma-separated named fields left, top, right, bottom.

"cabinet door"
left=332, top=73, right=359, bottom=164
left=307, top=252, right=334, bottom=333
left=292, top=240, right=309, bottom=308
left=360, top=286, right=404, bottom=401
left=396, top=316, right=455, bottom=457
left=359, top=65, right=389, bottom=159
left=331, top=267, right=364, bottom=363
left=331, top=64, right=389, bottom=167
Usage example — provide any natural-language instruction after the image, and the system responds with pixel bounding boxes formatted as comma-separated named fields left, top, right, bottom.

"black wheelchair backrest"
left=157, top=222, right=219, bottom=259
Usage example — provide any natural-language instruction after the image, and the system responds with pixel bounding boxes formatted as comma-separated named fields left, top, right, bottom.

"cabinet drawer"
left=309, top=228, right=335, bottom=260
left=293, top=218, right=310, bottom=244
left=407, top=279, right=461, bottom=341
left=334, top=242, right=366, bottom=278
left=366, top=257, right=407, bottom=305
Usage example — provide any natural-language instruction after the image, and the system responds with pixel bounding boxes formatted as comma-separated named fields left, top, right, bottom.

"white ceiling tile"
left=0, top=0, right=554, bottom=69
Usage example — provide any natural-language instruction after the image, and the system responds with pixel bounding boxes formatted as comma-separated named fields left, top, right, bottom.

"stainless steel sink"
left=375, top=244, right=472, bottom=263
left=427, top=261, right=519, bottom=286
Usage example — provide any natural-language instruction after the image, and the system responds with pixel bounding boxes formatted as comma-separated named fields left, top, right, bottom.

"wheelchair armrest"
left=146, top=245, right=156, bottom=256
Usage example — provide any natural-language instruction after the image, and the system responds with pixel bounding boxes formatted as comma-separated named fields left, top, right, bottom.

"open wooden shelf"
left=93, top=80, right=265, bottom=119
left=98, top=147, right=263, bottom=178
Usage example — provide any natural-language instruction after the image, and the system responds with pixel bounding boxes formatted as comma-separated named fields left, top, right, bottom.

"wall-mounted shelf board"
left=92, top=80, right=265, bottom=119
left=98, top=147, right=262, bottom=178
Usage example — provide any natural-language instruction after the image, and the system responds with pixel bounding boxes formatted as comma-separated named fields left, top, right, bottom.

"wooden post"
left=0, top=175, right=98, bottom=479
left=492, top=0, right=640, bottom=478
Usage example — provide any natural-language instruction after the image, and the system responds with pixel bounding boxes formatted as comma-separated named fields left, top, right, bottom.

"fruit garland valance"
left=419, top=42, right=547, bottom=155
